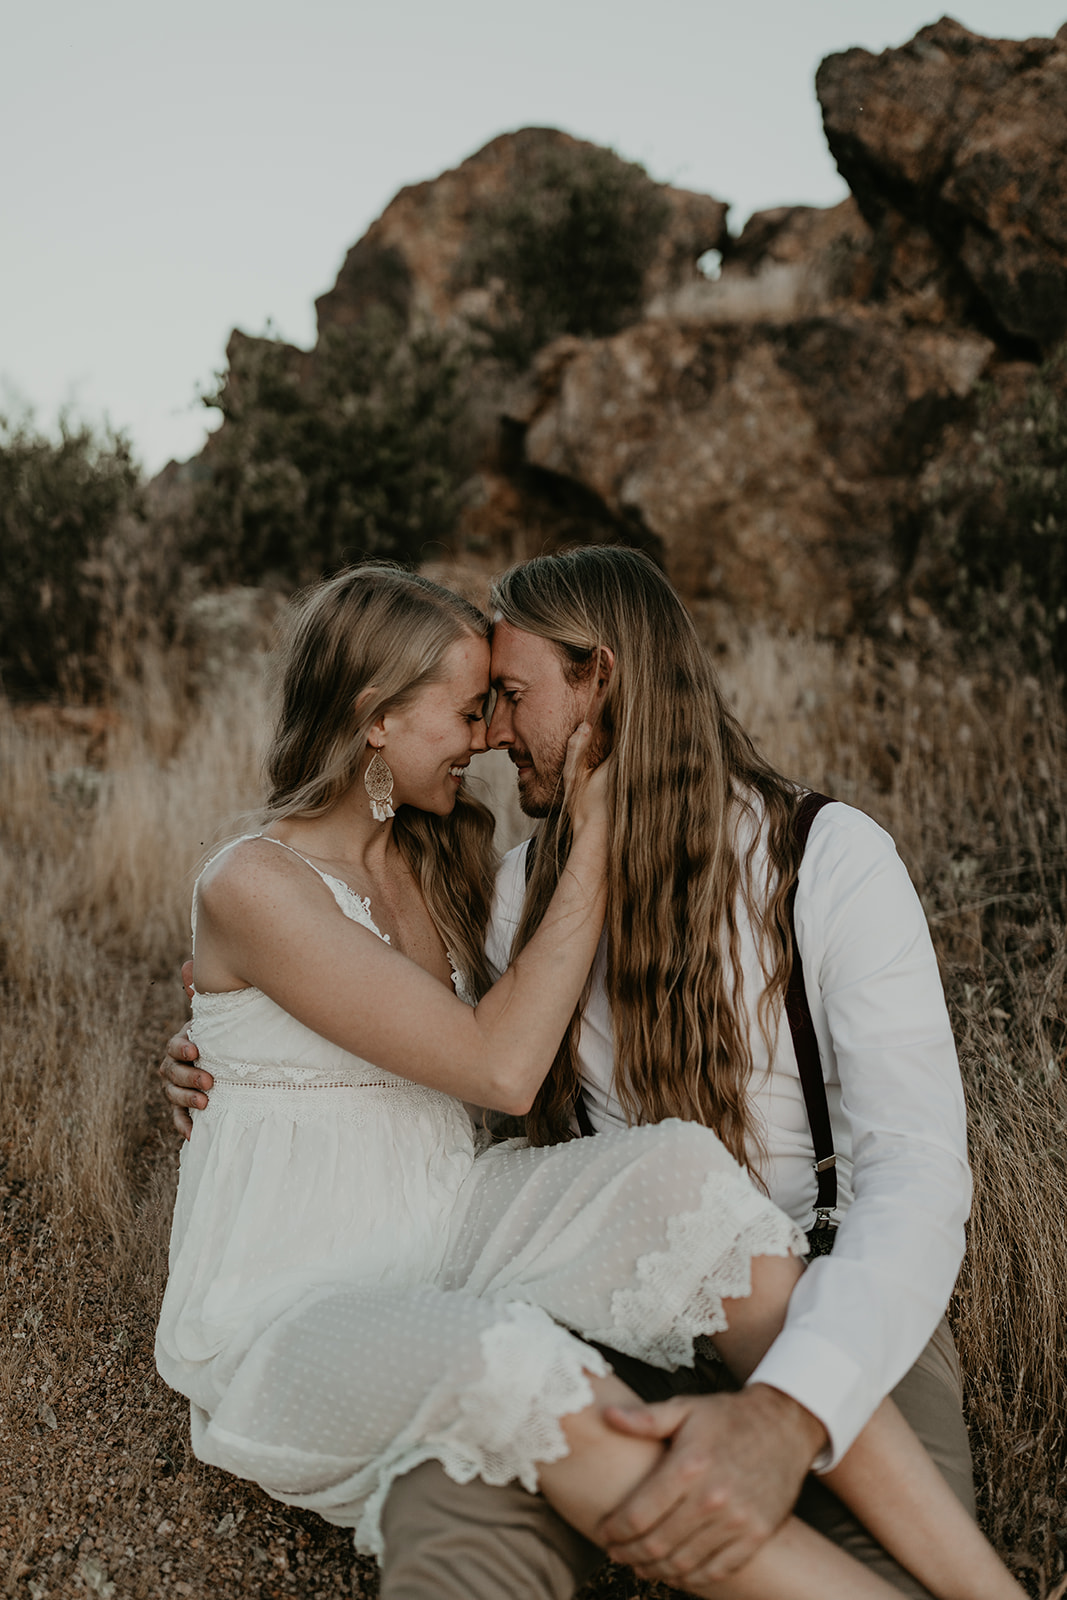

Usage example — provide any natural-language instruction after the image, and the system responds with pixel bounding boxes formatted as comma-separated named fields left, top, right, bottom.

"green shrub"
left=0, top=417, right=152, bottom=700
left=193, top=310, right=471, bottom=587
left=926, top=346, right=1067, bottom=665
left=460, top=143, right=671, bottom=365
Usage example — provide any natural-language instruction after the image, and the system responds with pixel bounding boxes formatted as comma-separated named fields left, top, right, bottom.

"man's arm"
left=744, top=805, right=970, bottom=1462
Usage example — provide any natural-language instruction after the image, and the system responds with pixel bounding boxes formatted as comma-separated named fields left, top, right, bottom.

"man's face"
left=487, top=622, right=588, bottom=817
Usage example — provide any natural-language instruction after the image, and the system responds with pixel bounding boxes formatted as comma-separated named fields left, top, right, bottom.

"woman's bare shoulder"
left=196, top=835, right=325, bottom=920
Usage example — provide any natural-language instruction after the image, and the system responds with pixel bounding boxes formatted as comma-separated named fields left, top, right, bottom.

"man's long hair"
left=491, top=546, right=803, bottom=1167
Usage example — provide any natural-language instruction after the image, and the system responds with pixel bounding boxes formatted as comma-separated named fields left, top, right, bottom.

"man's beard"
left=510, top=750, right=565, bottom=818
left=515, top=766, right=562, bottom=818
left=512, top=724, right=610, bottom=817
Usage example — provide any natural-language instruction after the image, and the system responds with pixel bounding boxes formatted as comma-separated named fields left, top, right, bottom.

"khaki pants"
left=379, top=1317, right=974, bottom=1600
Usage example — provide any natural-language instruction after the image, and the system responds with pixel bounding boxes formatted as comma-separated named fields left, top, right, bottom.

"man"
left=164, top=546, right=974, bottom=1598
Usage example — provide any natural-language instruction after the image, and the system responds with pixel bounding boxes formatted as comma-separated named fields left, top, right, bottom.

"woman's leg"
left=539, top=1249, right=1025, bottom=1600
left=700, top=1253, right=1025, bottom=1600
left=538, top=1368, right=917, bottom=1600
left=447, top=1128, right=1016, bottom=1595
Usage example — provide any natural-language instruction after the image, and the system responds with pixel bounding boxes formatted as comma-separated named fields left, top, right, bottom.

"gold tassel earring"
left=364, top=749, right=395, bottom=822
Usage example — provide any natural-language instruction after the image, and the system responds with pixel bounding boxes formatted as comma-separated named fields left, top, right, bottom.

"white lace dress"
left=155, top=838, right=806, bottom=1557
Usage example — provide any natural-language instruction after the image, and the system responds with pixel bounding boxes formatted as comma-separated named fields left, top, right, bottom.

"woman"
left=155, top=565, right=1023, bottom=1600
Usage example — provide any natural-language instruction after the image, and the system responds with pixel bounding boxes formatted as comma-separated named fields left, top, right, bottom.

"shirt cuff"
left=746, top=1328, right=872, bottom=1471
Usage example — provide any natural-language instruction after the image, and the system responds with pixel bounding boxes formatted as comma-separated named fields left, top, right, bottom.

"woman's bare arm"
left=185, top=726, right=608, bottom=1117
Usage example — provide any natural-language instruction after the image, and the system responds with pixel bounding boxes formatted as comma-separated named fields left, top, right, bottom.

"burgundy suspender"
left=784, top=793, right=837, bottom=1246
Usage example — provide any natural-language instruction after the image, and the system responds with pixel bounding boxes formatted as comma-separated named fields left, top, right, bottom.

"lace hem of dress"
left=585, top=1170, right=808, bottom=1371
left=353, top=1302, right=608, bottom=1558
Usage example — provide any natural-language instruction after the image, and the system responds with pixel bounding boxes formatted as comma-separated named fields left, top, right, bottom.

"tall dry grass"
left=0, top=621, right=1064, bottom=1597
left=0, top=652, right=279, bottom=1600
left=0, top=653, right=270, bottom=1219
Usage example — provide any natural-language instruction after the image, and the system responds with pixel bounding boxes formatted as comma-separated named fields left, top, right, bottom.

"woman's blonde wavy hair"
left=262, top=565, right=497, bottom=999
left=490, top=546, right=803, bottom=1169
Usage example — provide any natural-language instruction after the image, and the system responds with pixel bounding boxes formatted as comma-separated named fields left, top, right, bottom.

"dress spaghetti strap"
left=190, top=833, right=389, bottom=949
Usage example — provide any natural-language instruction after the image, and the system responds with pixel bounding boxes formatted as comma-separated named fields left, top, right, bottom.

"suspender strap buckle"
left=813, top=1155, right=837, bottom=1173
left=806, top=1207, right=838, bottom=1256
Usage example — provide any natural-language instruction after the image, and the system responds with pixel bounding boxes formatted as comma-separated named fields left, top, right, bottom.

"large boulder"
left=314, top=127, right=729, bottom=336
left=503, top=313, right=993, bottom=632
left=817, top=17, right=1067, bottom=350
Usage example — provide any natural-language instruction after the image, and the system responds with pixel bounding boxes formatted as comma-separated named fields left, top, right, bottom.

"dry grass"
left=1, top=621, right=1065, bottom=1598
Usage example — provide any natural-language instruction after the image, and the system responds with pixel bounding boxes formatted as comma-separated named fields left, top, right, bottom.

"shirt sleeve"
left=746, top=805, right=972, bottom=1467
left=485, top=841, right=532, bottom=980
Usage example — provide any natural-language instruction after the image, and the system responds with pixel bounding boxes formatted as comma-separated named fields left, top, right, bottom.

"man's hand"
left=595, top=1384, right=827, bottom=1587
left=158, top=960, right=213, bottom=1141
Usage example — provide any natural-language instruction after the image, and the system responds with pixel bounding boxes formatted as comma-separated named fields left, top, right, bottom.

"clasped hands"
left=593, top=1383, right=825, bottom=1587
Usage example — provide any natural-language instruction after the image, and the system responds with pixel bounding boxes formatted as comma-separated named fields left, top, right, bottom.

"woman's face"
left=378, top=633, right=491, bottom=815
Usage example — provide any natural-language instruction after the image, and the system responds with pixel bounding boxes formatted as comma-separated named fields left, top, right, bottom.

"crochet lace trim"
left=584, top=1170, right=808, bottom=1371
left=353, top=1303, right=608, bottom=1557
left=199, top=1078, right=457, bottom=1128
left=188, top=1031, right=425, bottom=1087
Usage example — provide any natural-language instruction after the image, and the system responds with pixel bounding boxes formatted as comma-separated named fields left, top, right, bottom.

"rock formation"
left=817, top=16, right=1067, bottom=351
left=185, top=17, right=1067, bottom=639
left=472, top=16, right=1065, bottom=633
left=314, top=127, right=729, bottom=339
left=506, top=314, right=992, bottom=632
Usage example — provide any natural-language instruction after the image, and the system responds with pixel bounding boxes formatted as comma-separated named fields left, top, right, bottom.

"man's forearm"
left=747, top=1214, right=964, bottom=1468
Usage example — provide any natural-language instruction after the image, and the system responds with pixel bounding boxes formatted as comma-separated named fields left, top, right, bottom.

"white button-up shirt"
left=485, top=800, right=972, bottom=1467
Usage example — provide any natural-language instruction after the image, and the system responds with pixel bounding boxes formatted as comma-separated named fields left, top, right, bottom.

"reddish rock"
left=511, top=313, right=994, bottom=631
left=649, top=199, right=879, bottom=325
left=727, top=199, right=873, bottom=285
left=817, top=18, right=1067, bottom=349
left=314, top=128, right=729, bottom=338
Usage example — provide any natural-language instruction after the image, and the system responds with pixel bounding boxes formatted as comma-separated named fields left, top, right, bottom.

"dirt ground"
left=0, top=1124, right=666, bottom=1600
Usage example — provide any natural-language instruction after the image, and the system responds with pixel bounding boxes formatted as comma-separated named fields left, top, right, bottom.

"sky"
left=2, top=0, right=1065, bottom=475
